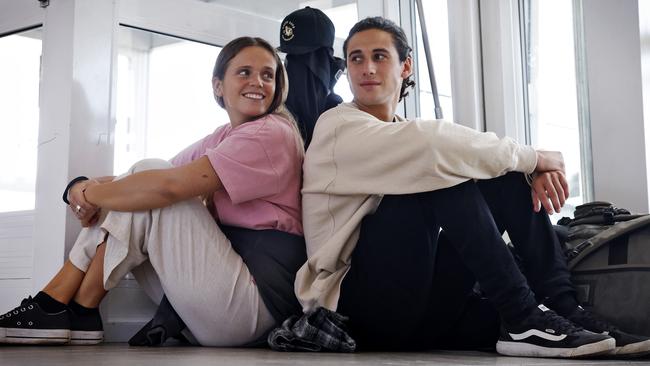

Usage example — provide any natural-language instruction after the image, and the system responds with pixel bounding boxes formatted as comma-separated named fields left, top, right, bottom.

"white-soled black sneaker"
left=566, top=305, right=650, bottom=358
left=68, top=307, right=103, bottom=345
left=0, top=297, right=70, bottom=344
left=496, top=304, right=615, bottom=358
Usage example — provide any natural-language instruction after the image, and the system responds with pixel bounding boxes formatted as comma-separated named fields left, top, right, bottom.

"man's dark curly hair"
left=343, top=17, right=416, bottom=102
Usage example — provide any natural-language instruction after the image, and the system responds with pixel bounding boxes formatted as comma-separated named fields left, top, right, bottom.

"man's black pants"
left=337, top=172, right=575, bottom=350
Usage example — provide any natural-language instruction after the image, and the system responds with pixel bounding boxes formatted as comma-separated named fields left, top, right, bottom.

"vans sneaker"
left=68, top=307, right=103, bottom=345
left=496, top=304, right=615, bottom=358
left=0, top=296, right=70, bottom=344
left=566, top=305, right=650, bottom=357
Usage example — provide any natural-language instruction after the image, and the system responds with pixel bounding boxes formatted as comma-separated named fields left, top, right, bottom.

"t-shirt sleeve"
left=205, top=122, right=283, bottom=204
left=170, top=126, right=224, bottom=167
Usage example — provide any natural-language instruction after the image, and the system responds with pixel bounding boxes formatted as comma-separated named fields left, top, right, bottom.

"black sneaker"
left=68, top=307, right=103, bottom=345
left=496, top=304, right=615, bottom=358
left=128, top=295, right=187, bottom=347
left=566, top=305, right=650, bottom=357
left=0, top=296, right=70, bottom=344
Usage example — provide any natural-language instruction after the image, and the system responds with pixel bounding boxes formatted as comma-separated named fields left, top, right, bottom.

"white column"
left=32, top=0, right=116, bottom=292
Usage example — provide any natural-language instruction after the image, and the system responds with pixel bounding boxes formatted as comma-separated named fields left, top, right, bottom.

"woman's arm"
left=78, top=156, right=223, bottom=212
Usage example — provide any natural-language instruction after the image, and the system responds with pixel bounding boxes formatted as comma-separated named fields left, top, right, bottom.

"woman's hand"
left=69, top=179, right=101, bottom=227
left=530, top=171, right=569, bottom=214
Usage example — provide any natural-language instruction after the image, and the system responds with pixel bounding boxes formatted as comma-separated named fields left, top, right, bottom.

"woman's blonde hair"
left=212, top=36, right=304, bottom=157
left=274, top=62, right=305, bottom=159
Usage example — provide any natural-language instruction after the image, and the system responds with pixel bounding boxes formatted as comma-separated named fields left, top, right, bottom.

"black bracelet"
left=62, top=176, right=89, bottom=204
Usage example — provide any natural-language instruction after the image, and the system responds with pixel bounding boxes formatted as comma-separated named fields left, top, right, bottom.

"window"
left=414, top=0, right=453, bottom=121
left=522, top=0, right=587, bottom=219
left=0, top=27, right=42, bottom=213
left=114, top=27, right=225, bottom=174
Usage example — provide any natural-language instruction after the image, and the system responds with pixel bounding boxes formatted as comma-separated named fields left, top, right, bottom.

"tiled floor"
left=0, top=344, right=647, bottom=366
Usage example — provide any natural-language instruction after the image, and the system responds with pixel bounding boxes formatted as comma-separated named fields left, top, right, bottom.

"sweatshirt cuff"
left=514, top=145, right=538, bottom=174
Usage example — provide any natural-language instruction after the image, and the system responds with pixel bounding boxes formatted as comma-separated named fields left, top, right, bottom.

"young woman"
left=0, top=36, right=306, bottom=347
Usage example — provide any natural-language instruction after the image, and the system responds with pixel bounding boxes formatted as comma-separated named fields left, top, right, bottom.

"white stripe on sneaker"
left=70, top=330, right=103, bottom=345
left=0, top=327, right=70, bottom=345
left=497, top=338, right=615, bottom=358
left=509, top=329, right=567, bottom=341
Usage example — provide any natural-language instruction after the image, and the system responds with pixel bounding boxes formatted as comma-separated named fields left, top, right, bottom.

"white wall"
left=640, top=0, right=650, bottom=206
left=582, top=0, right=648, bottom=213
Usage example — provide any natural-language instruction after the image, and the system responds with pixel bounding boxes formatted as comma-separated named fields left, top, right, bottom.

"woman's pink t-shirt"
left=170, top=114, right=303, bottom=235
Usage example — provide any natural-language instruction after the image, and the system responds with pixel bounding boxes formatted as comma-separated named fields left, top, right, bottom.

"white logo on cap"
left=282, top=20, right=295, bottom=41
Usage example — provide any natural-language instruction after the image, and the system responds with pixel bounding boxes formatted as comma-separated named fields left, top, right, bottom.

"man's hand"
left=68, top=179, right=101, bottom=227
left=531, top=171, right=569, bottom=214
left=535, top=150, right=565, bottom=174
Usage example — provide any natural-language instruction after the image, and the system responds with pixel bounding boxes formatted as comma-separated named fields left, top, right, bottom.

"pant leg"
left=425, top=232, right=500, bottom=350
left=69, top=218, right=165, bottom=306
left=127, top=261, right=164, bottom=305
left=477, top=172, right=575, bottom=302
left=337, top=193, right=440, bottom=350
left=422, top=180, right=538, bottom=324
left=337, top=189, right=513, bottom=351
left=69, top=159, right=275, bottom=346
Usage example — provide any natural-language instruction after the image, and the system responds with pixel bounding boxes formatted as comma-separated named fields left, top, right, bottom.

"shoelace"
left=542, top=309, right=583, bottom=334
left=0, top=296, right=35, bottom=319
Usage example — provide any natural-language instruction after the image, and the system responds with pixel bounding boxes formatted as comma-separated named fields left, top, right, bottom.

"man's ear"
left=401, top=56, right=413, bottom=79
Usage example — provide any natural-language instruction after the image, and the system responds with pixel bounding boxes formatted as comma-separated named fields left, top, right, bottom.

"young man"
left=294, top=17, right=650, bottom=358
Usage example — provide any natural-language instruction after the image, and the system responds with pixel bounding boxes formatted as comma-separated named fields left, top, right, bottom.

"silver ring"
left=75, top=205, right=81, bottom=214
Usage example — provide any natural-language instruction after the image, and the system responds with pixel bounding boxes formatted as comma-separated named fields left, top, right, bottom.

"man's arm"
left=305, top=106, right=540, bottom=195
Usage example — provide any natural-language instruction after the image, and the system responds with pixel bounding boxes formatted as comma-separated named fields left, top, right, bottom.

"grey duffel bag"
left=560, top=202, right=650, bottom=336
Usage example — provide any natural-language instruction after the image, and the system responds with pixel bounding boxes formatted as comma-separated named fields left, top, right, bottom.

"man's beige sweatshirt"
left=295, top=102, right=538, bottom=311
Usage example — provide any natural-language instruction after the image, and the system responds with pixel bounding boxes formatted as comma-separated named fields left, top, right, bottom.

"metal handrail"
left=415, top=0, right=443, bottom=119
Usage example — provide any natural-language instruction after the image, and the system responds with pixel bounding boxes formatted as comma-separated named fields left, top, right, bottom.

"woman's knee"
left=129, top=158, right=173, bottom=173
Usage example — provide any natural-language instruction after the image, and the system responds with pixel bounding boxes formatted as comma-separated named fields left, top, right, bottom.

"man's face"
left=345, top=28, right=412, bottom=111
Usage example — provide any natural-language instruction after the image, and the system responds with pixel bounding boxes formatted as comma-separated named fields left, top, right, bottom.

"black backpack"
left=557, top=201, right=650, bottom=336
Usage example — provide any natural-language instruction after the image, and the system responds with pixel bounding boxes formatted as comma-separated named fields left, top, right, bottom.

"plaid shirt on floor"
left=267, top=307, right=356, bottom=352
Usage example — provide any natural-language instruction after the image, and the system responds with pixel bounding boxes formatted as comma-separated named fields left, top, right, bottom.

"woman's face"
left=214, top=46, right=277, bottom=126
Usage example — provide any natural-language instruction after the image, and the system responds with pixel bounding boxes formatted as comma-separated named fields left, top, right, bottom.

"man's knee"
left=478, top=172, right=528, bottom=195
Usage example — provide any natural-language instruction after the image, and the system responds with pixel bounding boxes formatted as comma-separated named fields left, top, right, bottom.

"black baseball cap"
left=278, top=7, right=335, bottom=55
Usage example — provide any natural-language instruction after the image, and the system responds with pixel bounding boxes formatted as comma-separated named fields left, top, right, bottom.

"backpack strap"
left=568, top=214, right=644, bottom=226
left=567, top=215, right=650, bottom=270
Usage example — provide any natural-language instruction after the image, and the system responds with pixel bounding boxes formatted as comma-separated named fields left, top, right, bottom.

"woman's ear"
left=401, top=56, right=413, bottom=80
left=212, top=78, right=223, bottom=97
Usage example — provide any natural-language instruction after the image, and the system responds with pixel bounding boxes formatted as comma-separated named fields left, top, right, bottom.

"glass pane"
left=523, top=0, right=584, bottom=220
left=318, top=1, right=358, bottom=102
left=196, top=0, right=357, bottom=27
left=415, top=0, right=453, bottom=121
left=312, top=1, right=358, bottom=40
left=0, top=27, right=42, bottom=213
left=196, top=0, right=300, bottom=21
left=114, top=27, right=226, bottom=174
